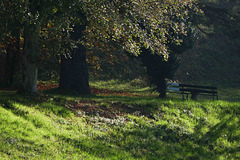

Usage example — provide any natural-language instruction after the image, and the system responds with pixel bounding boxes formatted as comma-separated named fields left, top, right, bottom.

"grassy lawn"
left=0, top=80, right=239, bottom=159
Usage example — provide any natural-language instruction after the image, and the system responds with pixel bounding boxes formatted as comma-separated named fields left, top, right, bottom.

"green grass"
left=90, top=78, right=152, bottom=93
left=0, top=81, right=239, bottom=159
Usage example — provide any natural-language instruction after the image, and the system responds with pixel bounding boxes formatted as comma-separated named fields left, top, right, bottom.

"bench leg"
left=191, top=93, right=198, bottom=100
left=213, top=95, right=218, bottom=100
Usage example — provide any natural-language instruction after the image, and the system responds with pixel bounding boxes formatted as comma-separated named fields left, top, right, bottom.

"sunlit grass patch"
left=90, top=79, right=152, bottom=93
left=0, top=81, right=240, bottom=159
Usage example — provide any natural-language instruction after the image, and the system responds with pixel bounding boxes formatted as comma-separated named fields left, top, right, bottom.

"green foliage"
left=85, top=0, right=202, bottom=57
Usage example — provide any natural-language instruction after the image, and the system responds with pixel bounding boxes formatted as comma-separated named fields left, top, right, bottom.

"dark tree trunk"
left=158, top=78, right=167, bottom=98
left=140, top=47, right=179, bottom=98
left=59, top=45, right=90, bottom=95
left=22, top=23, right=40, bottom=93
left=59, top=25, right=90, bottom=95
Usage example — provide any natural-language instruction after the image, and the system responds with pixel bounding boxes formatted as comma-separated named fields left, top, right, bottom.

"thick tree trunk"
left=59, top=45, right=90, bottom=95
left=157, top=78, right=167, bottom=98
left=22, top=23, right=40, bottom=93
left=59, top=25, right=90, bottom=95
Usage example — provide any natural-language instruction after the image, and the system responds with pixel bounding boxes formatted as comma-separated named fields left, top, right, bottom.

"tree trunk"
left=59, top=26, right=90, bottom=95
left=158, top=78, right=167, bottom=98
left=22, top=23, right=40, bottom=93
left=59, top=45, right=90, bottom=95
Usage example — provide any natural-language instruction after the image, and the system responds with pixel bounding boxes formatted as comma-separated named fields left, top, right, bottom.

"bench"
left=167, top=83, right=218, bottom=100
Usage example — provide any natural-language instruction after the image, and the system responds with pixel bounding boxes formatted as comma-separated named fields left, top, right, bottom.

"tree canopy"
left=84, top=0, right=201, bottom=58
left=0, top=0, right=201, bottom=94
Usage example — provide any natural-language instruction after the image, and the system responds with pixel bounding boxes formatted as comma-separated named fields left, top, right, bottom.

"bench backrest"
left=167, top=83, right=217, bottom=93
left=167, top=83, right=181, bottom=91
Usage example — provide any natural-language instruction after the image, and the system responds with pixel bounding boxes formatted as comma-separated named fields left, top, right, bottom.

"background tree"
left=59, top=11, right=91, bottom=94
left=49, top=0, right=202, bottom=94
left=0, top=0, right=21, bottom=87
left=21, top=0, right=79, bottom=94
left=67, top=0, right=201, bottom=94
left=140, top=27, right=195, bottom=98
left=0, top=0, right=81, bottom=93
left=176, top=0, right=240, bottom=86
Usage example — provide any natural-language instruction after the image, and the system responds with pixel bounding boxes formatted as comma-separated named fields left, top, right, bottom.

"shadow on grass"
left=55, top=113, right=239, bottom=159
left=0, top=91, right=162, bottom=119
left=0, top=91, right=73, bottom=118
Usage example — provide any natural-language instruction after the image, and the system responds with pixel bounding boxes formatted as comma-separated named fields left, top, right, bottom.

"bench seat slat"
left=167, top=87, right=180, bottom=91
left=180, top=88, right=217, bottom=94
left=179, top=84, right=217, bottom=90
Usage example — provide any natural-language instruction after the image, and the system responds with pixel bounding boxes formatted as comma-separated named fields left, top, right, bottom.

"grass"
left=90, top=78, right=153, bottom=93
left=0, top=80, right=239, bottom=159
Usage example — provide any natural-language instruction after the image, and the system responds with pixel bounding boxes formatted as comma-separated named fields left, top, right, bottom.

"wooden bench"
left=167, top=83, right=219, bottom=100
